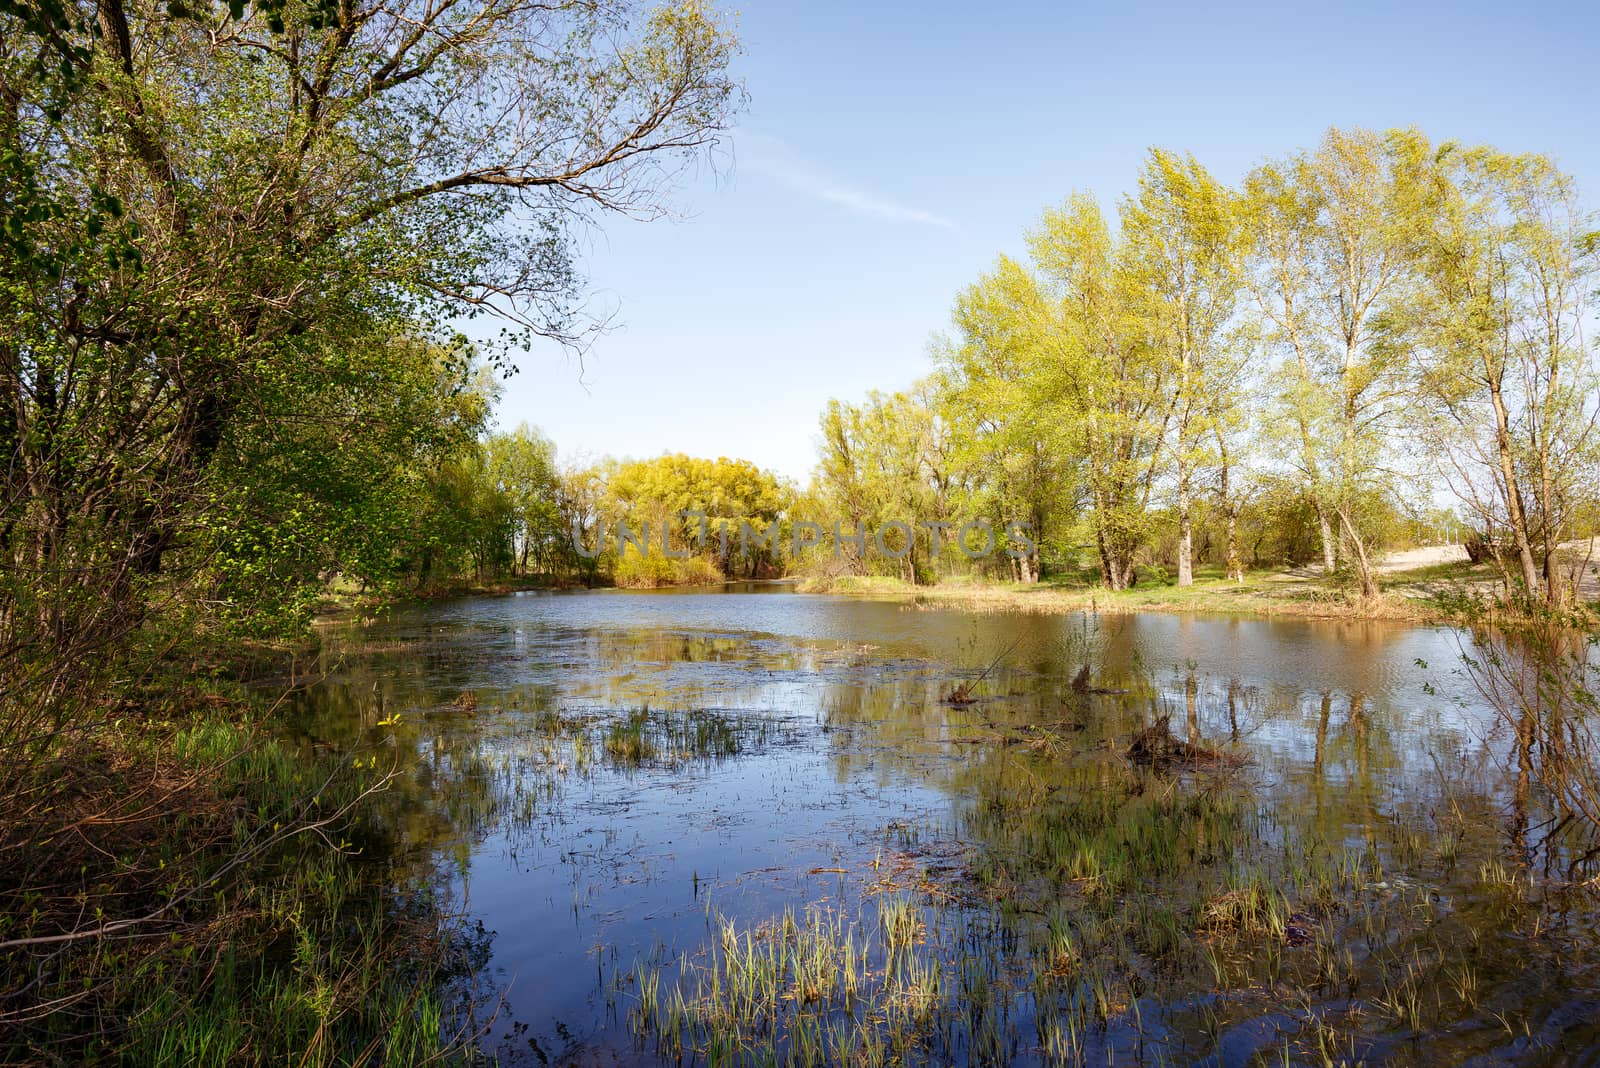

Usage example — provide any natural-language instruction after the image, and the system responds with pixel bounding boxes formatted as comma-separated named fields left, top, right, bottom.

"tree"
left=1036, top=195, right=1174, bottom=589
left=1241, top=155, right=1339, bottom=573
left=1121, top=149, right=1241, bottom=586
left=206, top=333, right=496, bottom=622
left=488, top=425, right=565, bottom=576
left=937, top=261, right=1074, bottom=583
left=813, top=390, right=947, bottom=582
left=1404, top=144, right=1600, bottom=605
left=1240, top=129, right=1424, bottom=598
left=605, top=453, right=785, bottom=578
left=924, top=195, right=1177, bottom=590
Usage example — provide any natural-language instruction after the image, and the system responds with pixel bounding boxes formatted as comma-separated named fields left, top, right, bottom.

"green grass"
left=0, top=674, right=476, bottom=1066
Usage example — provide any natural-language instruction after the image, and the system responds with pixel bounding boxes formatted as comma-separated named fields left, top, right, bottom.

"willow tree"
left=814, top=388, right=949, bottom=581
left=604, top=452, right=786, bottom=577
left=1405, top=145, right=1600, bottom=605
left=1121, top=149, right=1241, bottom=586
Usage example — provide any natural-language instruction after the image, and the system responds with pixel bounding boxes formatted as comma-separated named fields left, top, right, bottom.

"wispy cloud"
left=740, top=133, right=955, bottom=230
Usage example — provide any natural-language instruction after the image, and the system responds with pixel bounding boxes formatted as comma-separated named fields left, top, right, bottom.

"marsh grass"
left=526, top=704, right=786, bottom=770
left=622, top=727, right=1600, bottom=1067
left=630, top=900, right=955, bottom=1065
left=0, top=674, right=484, bottom=1066
left=600, top=706, right=757, bottom=766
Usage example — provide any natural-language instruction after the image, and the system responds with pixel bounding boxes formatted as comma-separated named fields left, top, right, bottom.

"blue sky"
left=489, top=0, right=1600, bottom=483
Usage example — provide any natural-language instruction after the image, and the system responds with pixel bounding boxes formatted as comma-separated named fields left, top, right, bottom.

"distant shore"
left=793, top=555, right=1520, bottom=624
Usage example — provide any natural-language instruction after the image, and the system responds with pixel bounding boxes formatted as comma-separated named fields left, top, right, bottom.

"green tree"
left=1403, top=144, right=1600, bottom=604
left=1240, top=128, right=1425, bottom=597
left=813, top=389, right=951, bottom=582
left=936, top=259, right=1075, bottom=582
left=488, top=424, right=566, bottom=577
left=1120, top=149, right=1242, bottom=586
left=1036, top=195, right=1174, bottom=589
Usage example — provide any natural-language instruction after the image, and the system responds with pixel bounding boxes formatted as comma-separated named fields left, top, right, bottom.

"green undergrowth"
left=0, top=668, right=482, bottom=1066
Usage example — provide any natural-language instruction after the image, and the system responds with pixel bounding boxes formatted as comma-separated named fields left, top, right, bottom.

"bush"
left=612, top=553, right=724, bottom=589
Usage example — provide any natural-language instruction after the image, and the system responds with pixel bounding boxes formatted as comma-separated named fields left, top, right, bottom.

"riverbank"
left=0, top=650, right=472, bottom=1064
left=795, top=559, right=1530, bottom=623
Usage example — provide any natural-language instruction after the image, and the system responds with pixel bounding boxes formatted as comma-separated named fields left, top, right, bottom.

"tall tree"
left=937, top=260, right=1075, bottom=582
left=1241, top=155, right=1340, bottom=572
left=1405, top=144, right=1600, bottom=605
left=1240, top=128, right=1423, bottom=597
left=1036, top=196, right=1174, bottom=589
left=488, top=424, right=565, bottom=576
left=1121, top=149, right=1241, bottom=586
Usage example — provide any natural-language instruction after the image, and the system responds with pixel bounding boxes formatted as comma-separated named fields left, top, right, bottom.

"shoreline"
left=311, top=560, right=1596, bottom=631
left=795, top=574, right=1447, bottom=624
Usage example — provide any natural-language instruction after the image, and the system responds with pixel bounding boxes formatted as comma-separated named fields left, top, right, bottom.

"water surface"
left=293, top=587, right=1600, bottom=1065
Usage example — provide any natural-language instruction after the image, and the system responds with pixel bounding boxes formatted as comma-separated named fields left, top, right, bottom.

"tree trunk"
left=1176, top=465, right=1193, bottom=587
left=1487, top=374, right=1542, bottom=598
left=1225, top=509, right=1241, bottom=583
left=1095, top=515, right=1117, bottom=589
left=1337, top=508, right=1379, bottom=599
left=1315, top=504, right=1337, bottom=573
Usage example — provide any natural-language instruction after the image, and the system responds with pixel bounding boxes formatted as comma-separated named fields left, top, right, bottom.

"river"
left=290, top=586, right=1600, bottom=1066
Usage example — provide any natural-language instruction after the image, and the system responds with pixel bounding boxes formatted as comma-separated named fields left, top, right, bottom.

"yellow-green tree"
left=1404, top=144, right=1600, bottom=605
left=936, top=258, right=1076, bottom=582
left=1240, top=128, right=1426, bottom=597
left=814, top=389, right=952, bottom=582
left=1121, top=149, right=1242, bottom=586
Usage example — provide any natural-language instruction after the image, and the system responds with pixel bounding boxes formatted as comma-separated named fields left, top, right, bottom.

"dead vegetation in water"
left=940, top=638, right=1021, bottom=707
left=1070, top=664, right=1129, bottom=695
left=940, top=680, right=979, bottom=707
left=1125, top=715, right=1247, bottom=772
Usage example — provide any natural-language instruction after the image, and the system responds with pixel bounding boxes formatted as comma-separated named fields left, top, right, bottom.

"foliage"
left=0, top=0, right=741, bottom=1052
left=814, top=126, right=1600, bottom=608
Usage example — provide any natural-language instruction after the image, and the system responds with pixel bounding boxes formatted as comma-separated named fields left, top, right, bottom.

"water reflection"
left=286, top=590, right=1600, bottom=1064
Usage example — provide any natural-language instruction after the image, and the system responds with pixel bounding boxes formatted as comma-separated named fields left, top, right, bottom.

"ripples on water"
left=289, top=587, right=1600, bottom=1065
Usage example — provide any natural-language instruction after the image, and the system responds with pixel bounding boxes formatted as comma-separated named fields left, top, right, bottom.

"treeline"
left=813, top=128, right=1600, bottom=604
left=422, top=438, right=789, bottom=589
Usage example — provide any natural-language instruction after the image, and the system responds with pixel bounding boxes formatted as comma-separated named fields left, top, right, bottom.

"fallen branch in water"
left=942, top=638, right=1022, bottom=707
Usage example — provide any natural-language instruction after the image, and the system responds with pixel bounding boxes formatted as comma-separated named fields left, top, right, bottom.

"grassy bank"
left=0, top=659, right=477, bottom=1066
left=795, top=561, right=1530, bottom=623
